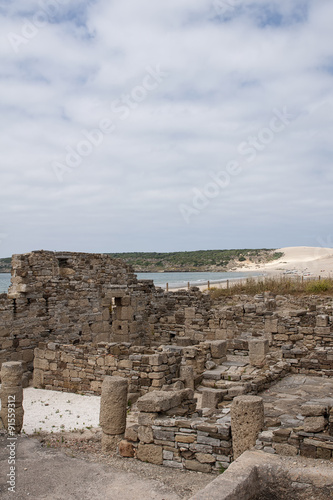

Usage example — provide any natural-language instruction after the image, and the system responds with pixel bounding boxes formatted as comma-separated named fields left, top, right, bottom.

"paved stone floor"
left=261, top=374, right=333, bottom=428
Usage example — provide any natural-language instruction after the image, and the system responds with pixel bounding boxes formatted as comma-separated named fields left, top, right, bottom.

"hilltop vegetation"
left=0, top=257, right=11, bottom=273
left=108, top=249, right=283, bottom=272
left=0, top=249, right=283, bottom=273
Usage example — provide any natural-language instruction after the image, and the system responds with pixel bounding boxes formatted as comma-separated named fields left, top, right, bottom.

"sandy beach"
left=190, top=247, right=333, bottom=292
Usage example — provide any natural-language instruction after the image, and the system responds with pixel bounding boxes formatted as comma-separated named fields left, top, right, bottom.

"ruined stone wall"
left=33, top=342, right=182, bottom=396
left=125, top=395, right=233, bottom=473
left=0, top=251, right=141, bottom=371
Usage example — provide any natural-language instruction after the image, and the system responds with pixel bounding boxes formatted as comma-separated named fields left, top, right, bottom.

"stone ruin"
left=1, top=250, right=333, bottom=494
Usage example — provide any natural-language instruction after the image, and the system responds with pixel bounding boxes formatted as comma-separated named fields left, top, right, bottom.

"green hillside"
left=108, top=249, right=283, bottom=272
left=0, top=250, right=283, bottom=273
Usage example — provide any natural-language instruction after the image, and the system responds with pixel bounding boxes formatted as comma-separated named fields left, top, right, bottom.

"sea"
left=0, top=270, right=256, bottom=294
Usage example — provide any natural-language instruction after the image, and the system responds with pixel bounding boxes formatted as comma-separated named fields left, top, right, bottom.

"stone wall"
left=124, top=391, right=233, bottom=473
left=256, top=401, right=333, bottom=459
left=33, top=342, right=182, bottom=397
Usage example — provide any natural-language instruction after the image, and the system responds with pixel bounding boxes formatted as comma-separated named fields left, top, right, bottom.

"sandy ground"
left=0, top=388, right=214, bottom=500
left=20, top=387, right=101, bottom=434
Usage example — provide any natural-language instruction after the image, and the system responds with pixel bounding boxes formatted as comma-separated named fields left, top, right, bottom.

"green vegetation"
left=108, top=249, right=281, bottom=272
left=0, top=257, right=11, bottom=273
left=210, top=276, right=333, bottom=299
left=0, top=249, right=283, bottom=273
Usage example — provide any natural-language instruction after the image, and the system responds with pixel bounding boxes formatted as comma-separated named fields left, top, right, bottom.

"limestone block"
left=249, top=339, right=269, bottom=367
left=209, top=340, right=227, bottom=361
left=272, top=443, right=298, bottom=456
left=138, top=425, right=154, bottom=444
left=137, top=444, right=163, bottom=465
left=99, top=376, right=128, bottom=435
left=303, top=416, right=327, bottom=433
left=231, top=395, right=264, bottom=459
left=33, top=369, right=44, bottom=388
left=119, top=440, right=135, bottom=457
left=180, top=365, right=194, bottom=389
left=184, top=459, right=211, bottom=473
left=316, top=315, right=329, bottom=327
left=34, top=358, right=50, bottom=371
left=201, top=389, right=224, bottom=409
left=138, top=412, right=158, bottom=426
left=301, top=403, right=328, bottom=417
left=125, top=425, right=139, bottom=442
left=195, top=453, right=216, bottom=464
left=137, top=391, right=181, bottom=413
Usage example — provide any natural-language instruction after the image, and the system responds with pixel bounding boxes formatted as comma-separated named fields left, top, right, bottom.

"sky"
left=0, top=0, right=333, bottom=257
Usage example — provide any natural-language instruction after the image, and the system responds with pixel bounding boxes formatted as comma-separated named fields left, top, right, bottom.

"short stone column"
left=231, top=395, right=264, bottom=459
left=99, top=376, right=128, bottom=453
left=249, top=339, right=269, bottom=367
left=180, top=365, right=194, bottom=389
left=0, top=361, right=24, bottom=433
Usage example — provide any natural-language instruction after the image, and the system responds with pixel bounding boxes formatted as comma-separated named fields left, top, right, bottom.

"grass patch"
left=210, top=276, right=333, bottom=299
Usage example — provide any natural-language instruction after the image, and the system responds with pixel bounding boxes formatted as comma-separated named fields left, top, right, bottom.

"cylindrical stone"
left=99, top=376, right=128, bottom=435
left=0, top=361, right=24, bottom=433
left=1, top=361, right=24, bottom=386
left=231, top=395, right=264, bottom=459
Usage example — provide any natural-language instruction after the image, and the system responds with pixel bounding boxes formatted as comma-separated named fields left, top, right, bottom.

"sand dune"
left=236, top=246, right=333, bottom=277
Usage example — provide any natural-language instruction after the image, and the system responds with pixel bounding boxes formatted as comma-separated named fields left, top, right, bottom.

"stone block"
left=137, top=391, right=181, bottom=413
left=138, top=425, right=154, bottom=444
left=137, top=444, right=163, bottom=465
left=201, top=389, right=224, bottom=409
left=119, top=440, right=135, bottom=458
left=301, top=403, right=328, bottom=417
left=195, top=453, right=216, bottom=464
left=303, top=416, right=327, bottom=433
left=185, top=460, right=211, bottom=473
left=316, top=315, right=329, bottom=327
left=272, top=443, right=298, bottom=456
left=209, top=341, right=227, bottom=361
left=125, top=425, right=139, bottom=442
left=231, top=395, right=264, bottom=459
left=249, top=339, right=269, bottom=367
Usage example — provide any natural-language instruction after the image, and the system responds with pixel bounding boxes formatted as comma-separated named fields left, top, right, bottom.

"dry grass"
left=209, top=276, right=333, bottom=299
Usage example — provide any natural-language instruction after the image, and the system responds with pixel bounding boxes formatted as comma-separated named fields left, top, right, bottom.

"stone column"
left=231, top=395, right=264, bottom=459
left=249, top=339, right=269, bottom=367
left=0, top=361, right=24, bottom=433
left=180, top=365, right=194, bottom=390
left=99, top=376, right=128, bottom=453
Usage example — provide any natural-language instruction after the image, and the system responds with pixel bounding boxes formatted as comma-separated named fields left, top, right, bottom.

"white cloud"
left=0, top=0, right=332, bottom=255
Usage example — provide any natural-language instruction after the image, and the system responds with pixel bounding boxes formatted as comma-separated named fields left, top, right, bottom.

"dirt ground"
left=0, top=432, right=216, bottom=500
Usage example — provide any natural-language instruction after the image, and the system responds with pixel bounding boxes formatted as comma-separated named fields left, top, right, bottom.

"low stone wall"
left=33, top=342, right=182, bottom=396
left=124, top=404, right=232, bottom=473
left=257, top=402, right=333, bottom=460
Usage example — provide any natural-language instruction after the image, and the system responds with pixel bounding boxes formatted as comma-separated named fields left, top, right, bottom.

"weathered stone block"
left=231, top=395, right=264, bottom=459
left=303, top=416, right=327, bottom=433
left=185, top=459, right=211, bottom=473
left=138, top=425, right=154, bottom=444
left=137, top=444, right=163, bottom=465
